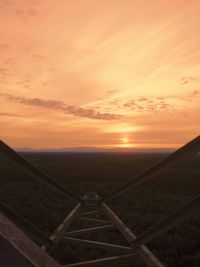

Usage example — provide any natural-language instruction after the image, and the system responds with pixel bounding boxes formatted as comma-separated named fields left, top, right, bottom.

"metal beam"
left=0, top=213, right=62, bottom=267
left=102, top=203, right=165, bottom=267
left=131, top=195, right=200, bottom=249
left=79, top=210, right=101, bottom=216
left=63, top=253, right=136, bottom=267
left=50, top=203, right=81, bottom=243
left=0, top=140, right=82, bottom=202
left=78, top=217, right=111, bottom=225
left=62, top=236, right=133, bottom=253
left=0, top=201, right=53, bottom=248
left=64, top=224, right=115, bottom=237
left=102, top=135, right=200, bottom=202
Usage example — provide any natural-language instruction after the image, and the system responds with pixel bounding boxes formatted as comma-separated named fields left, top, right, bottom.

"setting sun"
left=121, top=137, right=129, bottom=144
left=117, top=136, right=134, bottom=148
left=0, top=2, right=199, bottom=267
left=0, top=0, right=199, bottom=150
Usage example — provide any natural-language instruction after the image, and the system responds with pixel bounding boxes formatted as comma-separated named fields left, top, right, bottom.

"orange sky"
left=0, top=0, right=200, bottom=150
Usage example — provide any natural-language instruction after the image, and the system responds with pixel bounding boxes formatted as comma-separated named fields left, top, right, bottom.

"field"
left=0, top=152, right=200, bottom=267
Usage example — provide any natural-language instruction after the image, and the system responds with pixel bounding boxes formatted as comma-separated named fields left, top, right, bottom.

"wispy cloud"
left=190, top=90, right=200, bottom=96
left=0, top=0, right=40, bottom=19
left=123, top=98, right=172, bottom=112
left=179, top=76, right=200, bottom=86
left=0, top=42, right=9, bottom=49
left=98, top=90, right=200, bottom=114
left=0, top=112, right=22, bottom=117
left=0, top=93, right=123, bottom=120
left=0, top=0, right=199, bottom=149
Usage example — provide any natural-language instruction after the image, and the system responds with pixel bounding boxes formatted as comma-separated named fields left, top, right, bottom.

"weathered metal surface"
left=62, top=236, right=133, bottom=253
left=0, top=235, right=36, bottom=267
left=64, top=224, right=114, bottom=236
left=0, top=201, right=53, bottom=248
left=0, top=140, right=82, bottom=202
left=50, top=203, right=81, bottom=243
left=63, top=253, right=136, bottom=267
left=0, top=213, right=61, bottom=267
left=102, top=135, right=200, bottom=202
left=102, top=203, right=165, bottom=267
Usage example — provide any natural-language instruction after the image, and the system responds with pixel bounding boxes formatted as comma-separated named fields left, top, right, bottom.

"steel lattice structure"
left=0, top=135, right=200, bottom=267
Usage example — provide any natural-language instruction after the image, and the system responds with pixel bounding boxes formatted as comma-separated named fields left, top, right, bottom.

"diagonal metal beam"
left=0, top=139, right=82, bottom=202
left=0, top=201, right=53, bottom=249
left=0, top=213, right=61, bottom=267
left=62, top=236, right=133, bottom=253
left=102, top=135, right=200, bottom=202
left=63, top=253, right=136, bottom=267
left=102, top=203, right=165, bottom=267
left=50, top=203, right=81, bottom=243
left=131, top=195, right=200, bottom=249
left=64, top=224, right=115, bottom=237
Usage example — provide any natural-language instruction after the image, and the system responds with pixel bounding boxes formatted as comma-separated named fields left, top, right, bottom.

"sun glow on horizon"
left=116, top=136, right=134, bottom=148
left=0, top=0, right=199, bottom=149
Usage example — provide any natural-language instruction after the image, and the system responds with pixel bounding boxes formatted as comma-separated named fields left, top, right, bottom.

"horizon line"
left=15, top=146, right=177, bottom=153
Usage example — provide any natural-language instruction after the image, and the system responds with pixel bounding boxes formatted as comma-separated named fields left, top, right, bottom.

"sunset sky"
left=0, top=0, right=200, bottom=150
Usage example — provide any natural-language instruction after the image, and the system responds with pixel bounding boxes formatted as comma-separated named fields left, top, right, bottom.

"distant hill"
left=16, top=146, right=175, bottom=153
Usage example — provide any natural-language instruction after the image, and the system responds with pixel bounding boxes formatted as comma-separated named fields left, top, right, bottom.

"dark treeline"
left=0, top=152, right=200, bottom=266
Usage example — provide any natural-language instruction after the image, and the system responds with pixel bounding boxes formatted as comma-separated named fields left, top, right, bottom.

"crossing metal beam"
left=102, top=203, right=165, bottom=267
left=102, top=135, right=200, bottom=202
left=50, top=203, right=81, bottom=243
left=0, top=201, right=53, bottom=249
left=131, top=195, right=200, bottom=249
left=63, top=253, right=136, bottom=267
left=78, top=217, right=111, bottom=225
left=0, top=140, right=82, bottom=202
left=1, top=136, right=199, bottom=267
left=64, top=224, right=114, bottom=237
left=0, top=213, right=61, bottom=267
left=79, top=210, right=101, bottom=217
left=62, top=236, right=133, bottom=253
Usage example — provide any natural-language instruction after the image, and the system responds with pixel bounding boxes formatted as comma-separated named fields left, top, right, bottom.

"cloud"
left=0, top=112, right=22, bottom=117
left=137, top=97, right=148, bottom=101
left=179, top=90, right=200, bottom=101
left=106, top=89, right=119, bottom=95
left=123, top=97, right=172, bottom=112
left=0, top=0, right=40, bottom=18
left=179, top=76, right=200, bottom=86
left=0, top=93, right=123, bottom=120
left=190, top=90, right=200, bottom=96
left=0, top=42, right=9, bottom=49
left=0, top=67, right=9, bottom=74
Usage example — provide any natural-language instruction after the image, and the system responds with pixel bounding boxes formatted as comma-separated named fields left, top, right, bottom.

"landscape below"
left=0, top=152, right=200, bottom=267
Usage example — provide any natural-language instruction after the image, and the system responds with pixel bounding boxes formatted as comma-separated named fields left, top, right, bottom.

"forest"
left=0, top=152, right=200, bottom=267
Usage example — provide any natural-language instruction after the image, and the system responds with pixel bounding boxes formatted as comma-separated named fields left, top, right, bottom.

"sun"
left=121, top=137, right=129, bottom=144
left=118, top=137, right=133, bottom=148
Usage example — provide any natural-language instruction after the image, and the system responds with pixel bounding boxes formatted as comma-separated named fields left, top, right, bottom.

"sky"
left=0, top=0, right=200, bottom=150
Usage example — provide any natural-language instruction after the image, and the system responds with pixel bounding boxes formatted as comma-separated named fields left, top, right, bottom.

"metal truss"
left=0, top=135, right=200, bottom=267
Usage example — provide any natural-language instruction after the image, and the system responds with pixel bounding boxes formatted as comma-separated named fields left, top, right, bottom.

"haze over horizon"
left=15, top=145, right=176, bottom=153
left=0, top=0, right=200, bottom=150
